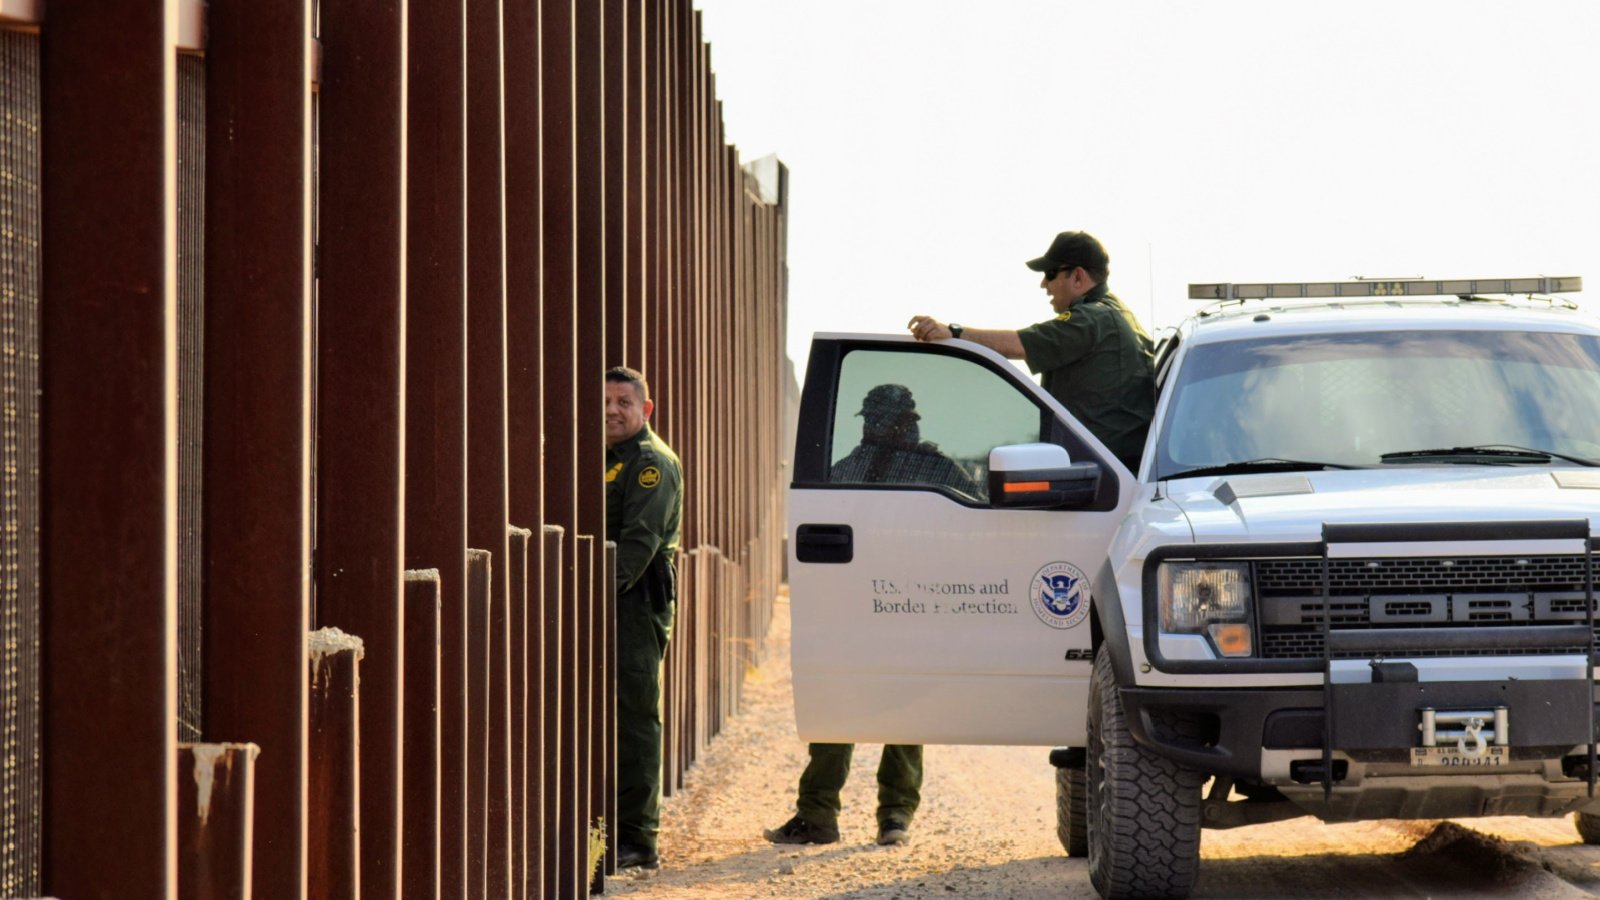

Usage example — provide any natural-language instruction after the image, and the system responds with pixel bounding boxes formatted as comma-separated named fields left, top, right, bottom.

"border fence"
left=0, top=0, right=787, bottom=897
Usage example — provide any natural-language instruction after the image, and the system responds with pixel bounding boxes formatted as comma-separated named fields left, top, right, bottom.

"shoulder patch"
left=638, top=465, right=662, bottom=489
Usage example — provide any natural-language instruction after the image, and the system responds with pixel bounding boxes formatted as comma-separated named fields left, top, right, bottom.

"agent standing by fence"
left=605, top=366, right=684, bottom=872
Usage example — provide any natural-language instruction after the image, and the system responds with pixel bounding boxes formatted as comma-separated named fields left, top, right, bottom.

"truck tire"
left=1577, top=811, right=1600, bottom=844
left=1087, top=645, right=1203, bottom=899
left=1055, top=763, right=1088, bottom=857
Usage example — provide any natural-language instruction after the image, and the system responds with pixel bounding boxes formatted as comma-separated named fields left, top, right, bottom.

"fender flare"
left=1091, top=558, right=1136, bottom=686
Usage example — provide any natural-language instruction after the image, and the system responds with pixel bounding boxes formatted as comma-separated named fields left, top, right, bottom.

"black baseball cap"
left=1025, top=230, right=1109, bottom=274
left=857, top=384, right=919, bottom=421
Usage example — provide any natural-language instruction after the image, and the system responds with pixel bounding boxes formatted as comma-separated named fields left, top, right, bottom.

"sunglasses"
left=1045, top=264, right=1077, bottom=281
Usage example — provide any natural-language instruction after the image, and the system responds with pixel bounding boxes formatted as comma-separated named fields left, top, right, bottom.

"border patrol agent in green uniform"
left=604, top=366, right=683, bottom=872
left=907, top=230, right=1156, bottom=473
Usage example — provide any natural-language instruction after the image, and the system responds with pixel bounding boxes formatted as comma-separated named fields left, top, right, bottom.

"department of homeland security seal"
left=1030, top=561, right=1091, bottom=630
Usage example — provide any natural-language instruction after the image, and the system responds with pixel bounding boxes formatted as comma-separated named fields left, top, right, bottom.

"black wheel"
left=1086, top=645, right=1203, bottom=899
left=1055, top=762, right=1088, bottom=856
left=1577, top=811, right=1600, bottom=844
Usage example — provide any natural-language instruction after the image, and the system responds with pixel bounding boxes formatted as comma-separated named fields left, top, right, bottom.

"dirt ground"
left=607, top=594, right=1600, bottom=899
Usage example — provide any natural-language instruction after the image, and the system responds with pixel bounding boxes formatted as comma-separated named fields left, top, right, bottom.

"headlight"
left=1159, top=562, right=1254, bottom=657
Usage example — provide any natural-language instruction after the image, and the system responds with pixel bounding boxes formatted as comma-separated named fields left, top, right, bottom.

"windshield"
left=1153, top=328, right=1600, bottom=480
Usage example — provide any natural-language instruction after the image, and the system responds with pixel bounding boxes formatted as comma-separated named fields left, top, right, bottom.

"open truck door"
left=788, top=335, right=1136, bottom=745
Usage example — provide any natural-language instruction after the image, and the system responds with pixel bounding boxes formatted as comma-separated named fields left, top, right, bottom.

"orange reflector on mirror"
left=1003, top=481, right=1049, bottom=493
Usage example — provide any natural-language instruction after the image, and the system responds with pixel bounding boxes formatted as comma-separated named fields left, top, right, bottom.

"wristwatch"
left=949, top=323, right=964, bottom=339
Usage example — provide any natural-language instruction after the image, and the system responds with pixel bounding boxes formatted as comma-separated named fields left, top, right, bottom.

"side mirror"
left=986, top=443, right=1101, bottom=510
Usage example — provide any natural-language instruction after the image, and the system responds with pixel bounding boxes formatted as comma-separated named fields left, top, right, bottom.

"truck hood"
left=1163, top=467, right=1600, bottom=544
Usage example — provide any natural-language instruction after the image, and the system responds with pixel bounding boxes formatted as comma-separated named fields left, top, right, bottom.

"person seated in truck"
left=765, top=383, right=969, bottom=847
left=827, top=383, right=980, bottom=497
left=907, top=230, right=1156, bottom=473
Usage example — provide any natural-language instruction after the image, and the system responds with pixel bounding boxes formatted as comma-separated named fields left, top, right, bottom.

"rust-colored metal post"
left=307, top=629, right=363, bottom=897
left=404, top=0, right=468, bottom=892
left=505, top=528, right=532, bottom=895
left=623, top=0, right=646, bottom=371
left=603, top=0, right=627, bottom=369
left=316, top=0, right=408, bottom=894
left=40, top=3, right=177, bottom=897
left=539, top=0, right=582, bottom=894
left=655, top=0, right=678, bottom=798
left=177, top=743, right=260, bottom=900
left=465, top=0, right=514, bottom=893
left=200, top=0, right=314, bottom=896
left=465, top=549, right=492, bottom=896
left=488, top=530, right=513, bottom=900
left=602, top=541, right=619, bottom=877
left=401, top=571, right=442, bottom=900
left=644, top=0, right=664, bottom=377
left=586, top=538, right=610, bottom=893
left=540, top=525, right=566, bottom=900
left=500, top=0, right=544, bottom=892
left=574, top=534, right=596, bottom=890
left=574, top=3, right=608, bottom=892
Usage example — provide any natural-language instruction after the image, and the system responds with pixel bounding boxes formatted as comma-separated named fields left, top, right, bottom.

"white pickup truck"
left=788, top=277, right=1600, bottom=899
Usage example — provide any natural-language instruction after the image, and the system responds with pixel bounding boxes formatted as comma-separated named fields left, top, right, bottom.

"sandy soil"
left=607, top=594, right=1600, bottom=899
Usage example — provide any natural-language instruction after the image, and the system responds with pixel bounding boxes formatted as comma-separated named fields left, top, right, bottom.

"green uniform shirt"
left=605, top=424, right=683, bottom=593
left=1016, top=283, right=1157, bottom=471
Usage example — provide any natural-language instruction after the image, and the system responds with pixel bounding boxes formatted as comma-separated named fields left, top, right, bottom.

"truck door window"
left=829, top=349, right=1046, bottom=502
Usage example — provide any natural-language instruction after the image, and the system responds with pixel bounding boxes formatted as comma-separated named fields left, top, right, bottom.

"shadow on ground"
left=776, top=823, right=1600, bottom=900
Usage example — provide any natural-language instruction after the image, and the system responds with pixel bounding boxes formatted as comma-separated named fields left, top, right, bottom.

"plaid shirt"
left=830, top=441, right=980, bottom=496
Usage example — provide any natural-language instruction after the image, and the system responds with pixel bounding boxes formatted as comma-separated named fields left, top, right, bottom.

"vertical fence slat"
left=404, top=0, right=468, bottom=893
left=506, top=528, right=532, bottom=896
left=315, top=0, right=408, bottom=894
left=465, top=0, right=514, bottom=893
left=539, top=0, right=583, bottom=894
left=603, top=0, right=627, bottom=369
left=307, top=629, right=363, bottom=897
left=500, top=0, right=544, bottom=887
left=465, top=548, right=491, bottom=896
left=575, top=534, right=597, bottom=889
left=539, top=525, right=565, bottom=900
left=200, top=0, right=313, bottom=897
left=401, top=570, right=442, bottom=900
left=603, top=541, right=619, bottom=876
left=488, top=534, right=513, bottom=900
left=40, top=4, right=176, bottom=896
left=177, top=743, right=258, bottom=900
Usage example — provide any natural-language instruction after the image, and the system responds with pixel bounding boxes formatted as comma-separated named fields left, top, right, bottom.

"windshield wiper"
left=1379, top=444, right=1600, bottom=467
left=1159, top=458, right=1359, bottom=481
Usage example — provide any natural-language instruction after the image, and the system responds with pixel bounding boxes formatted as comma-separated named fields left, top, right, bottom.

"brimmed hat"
left=1025, top=230, right=1109, bottom=274
left=857, top=384, right=919, bottom=421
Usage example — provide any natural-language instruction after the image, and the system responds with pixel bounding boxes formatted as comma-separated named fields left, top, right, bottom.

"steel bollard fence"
left=12, top=1, right=787, bottom=896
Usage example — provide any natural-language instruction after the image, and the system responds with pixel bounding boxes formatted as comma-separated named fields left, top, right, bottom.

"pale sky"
left=693, top=0, right=1600, bottom=375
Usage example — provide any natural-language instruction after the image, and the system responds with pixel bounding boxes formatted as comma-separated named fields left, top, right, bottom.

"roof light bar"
left=1189, top=276, right=1582, bottom=302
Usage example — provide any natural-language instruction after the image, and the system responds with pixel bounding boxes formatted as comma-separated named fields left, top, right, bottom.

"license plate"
left=1410, top=745, right=1508, bottom=767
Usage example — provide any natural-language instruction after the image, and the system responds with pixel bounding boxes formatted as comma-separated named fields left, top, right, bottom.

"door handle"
left=796, top=523, right=853, bottom=563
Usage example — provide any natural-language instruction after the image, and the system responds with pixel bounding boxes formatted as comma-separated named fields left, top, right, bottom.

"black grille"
left=1254, top=554, right=1596, bottom=660
left=1256, top=555, right=1591, bottom=594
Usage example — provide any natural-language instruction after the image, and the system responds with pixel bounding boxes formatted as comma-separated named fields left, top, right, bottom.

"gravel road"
left=608, top=594, right=1600, bottom=899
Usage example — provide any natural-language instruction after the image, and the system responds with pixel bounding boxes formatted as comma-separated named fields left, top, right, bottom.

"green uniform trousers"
left=617, top=582, right=675, bottom=853
left=796, top=742, right=922, bottom=829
